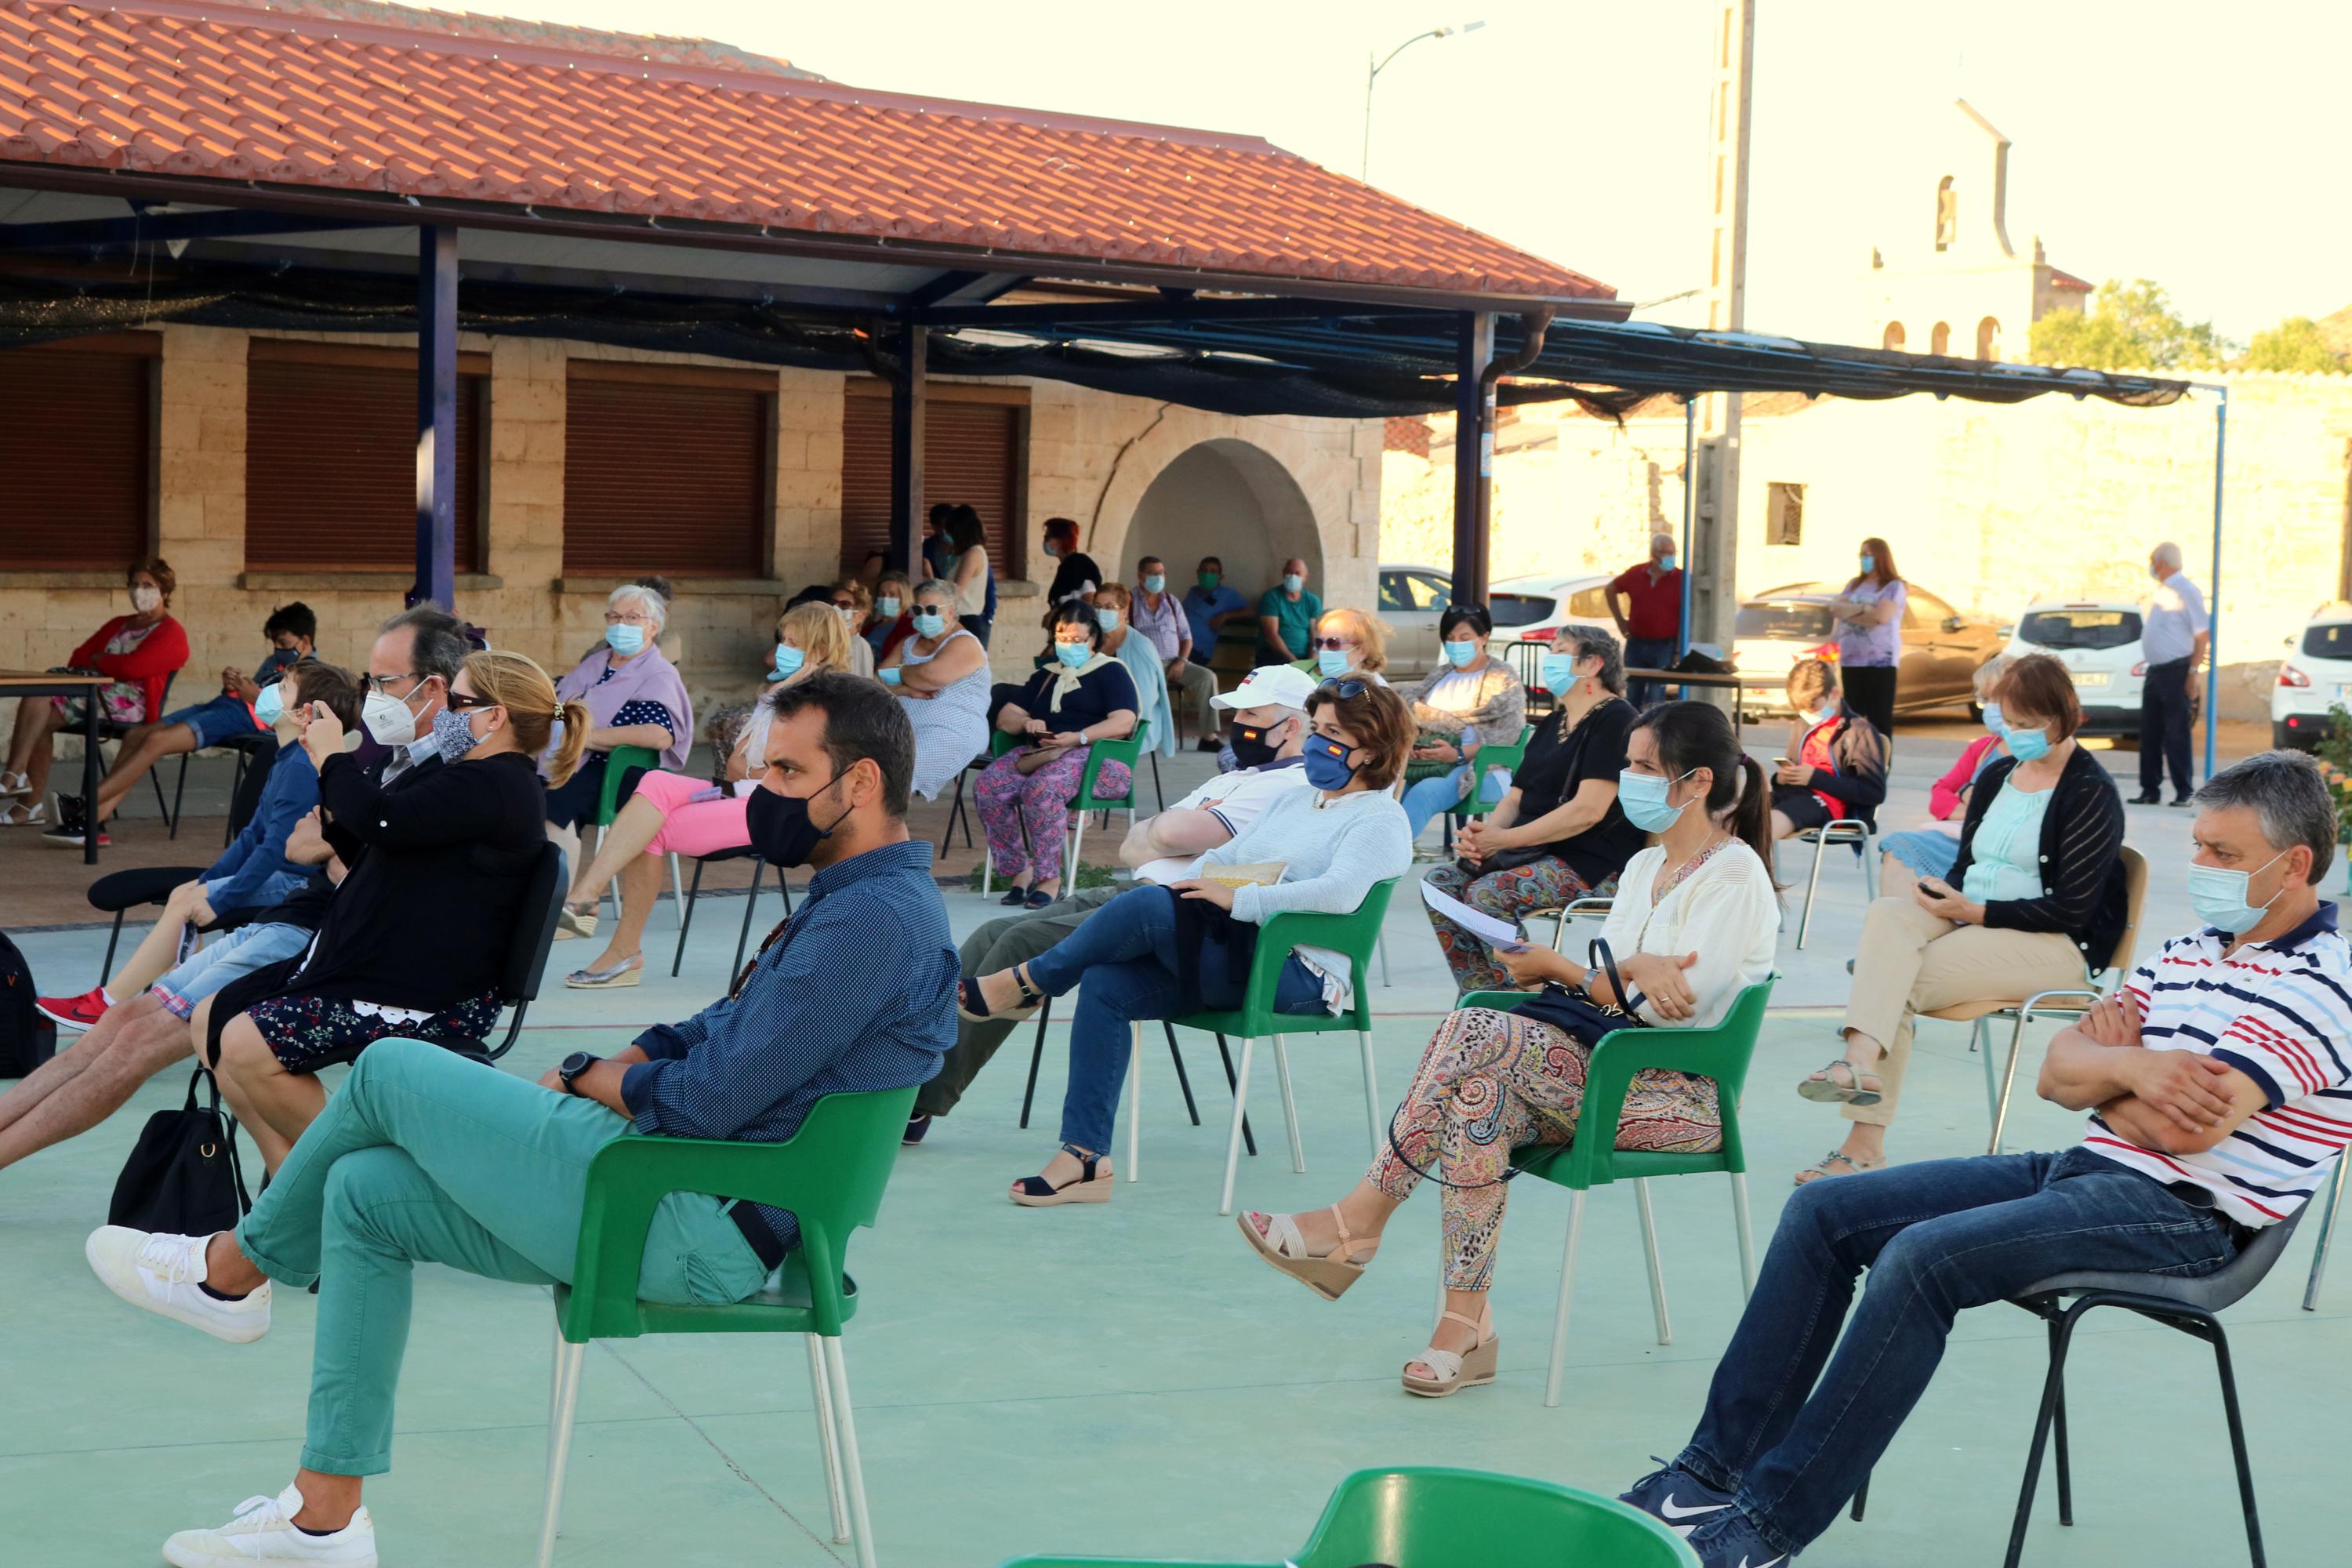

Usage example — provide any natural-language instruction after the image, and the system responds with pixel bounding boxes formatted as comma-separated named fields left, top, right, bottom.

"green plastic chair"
left=586, top=741, right=685, bottom=929
left=996, top=1465, right=1698, bottom=1567
left=538, top=1084, right=918, bottom=1568
left=978, top=721, right=1150, bottom=896
left=1463, top=978, right=1776, bottom=1406
left=1439, top=723, right=1533, bottom=854
left=1170, top=877, right=1398, bottom=1214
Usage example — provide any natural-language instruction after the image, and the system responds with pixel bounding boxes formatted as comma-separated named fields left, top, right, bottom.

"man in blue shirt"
left=1181, top=555, right=1248, bottom=749
left=86, top=672, right=956, bottom=1566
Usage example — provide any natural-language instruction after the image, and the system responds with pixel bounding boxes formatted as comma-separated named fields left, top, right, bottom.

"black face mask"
left=746, top=772, right=851, bottom=868
left=1229, top=717, right=1287, bottom=770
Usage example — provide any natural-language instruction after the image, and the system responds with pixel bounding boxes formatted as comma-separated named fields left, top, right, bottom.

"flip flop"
left=1797, top=1058, right=1883, bottom=1106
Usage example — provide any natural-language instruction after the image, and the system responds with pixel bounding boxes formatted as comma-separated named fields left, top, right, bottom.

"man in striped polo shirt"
left=1622, top=750, right=2349, bottom=1568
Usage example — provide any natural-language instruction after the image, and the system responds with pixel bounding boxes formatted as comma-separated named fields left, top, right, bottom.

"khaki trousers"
left=1838, top=896, right=2084, bottom=1127
left=1170, top=660, right=1221, bottom=739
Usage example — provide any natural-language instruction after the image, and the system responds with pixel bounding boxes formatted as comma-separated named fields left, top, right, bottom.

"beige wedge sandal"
left=1236, top=1205, right=1379, bottom=1301
left=1402, top=1299, right=1498, bottom=1398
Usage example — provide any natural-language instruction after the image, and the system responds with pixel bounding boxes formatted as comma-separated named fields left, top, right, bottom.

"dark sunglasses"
left=1316, top=677, right=1372, bottom=700
left=445, top=691, right=496, bottom=710
left=1309, top=636, right=1358, bottom=651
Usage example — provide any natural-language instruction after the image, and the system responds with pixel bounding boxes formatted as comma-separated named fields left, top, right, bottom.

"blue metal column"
left=413, top=224, right=458, bottom=609
left=1679, top=395, right=1697, bottom=661
left=2202, top=383, right=2228, bottom=782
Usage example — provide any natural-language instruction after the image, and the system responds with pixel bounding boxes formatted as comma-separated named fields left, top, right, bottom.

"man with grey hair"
left=1606, top=530, right=1683, bottom=708
left=2132, top=539, right=2209, bottom=806
left=361, top=606, right=465, bottom=782
left=1619, top=749, right=2352, bottom=1566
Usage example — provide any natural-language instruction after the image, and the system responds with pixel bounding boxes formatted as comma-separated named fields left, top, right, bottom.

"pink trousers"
left=626, top=768, right=751, bottom=859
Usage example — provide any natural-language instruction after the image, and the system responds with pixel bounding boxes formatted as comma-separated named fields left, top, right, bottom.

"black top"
left=1513, top=698, right=1648, bottom=885
left=1045, top=551, right=1105, bottom=605
left=291, top=749, right=548, bottom=1009
left=1015, top=661, right=1139, bottom=737
left=1949, top=747, right=2128, bottom=971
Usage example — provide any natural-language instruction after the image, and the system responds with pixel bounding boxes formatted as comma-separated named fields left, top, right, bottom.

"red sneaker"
left=34, top=987, right=108, bottom=1031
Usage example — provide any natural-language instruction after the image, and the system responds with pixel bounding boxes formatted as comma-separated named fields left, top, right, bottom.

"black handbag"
left=108, top=1068, right=252, bottom=1236
left=1385, top=939, right=1646, bottom=1191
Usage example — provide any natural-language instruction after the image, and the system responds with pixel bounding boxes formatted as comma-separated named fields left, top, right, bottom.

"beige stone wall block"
left=802, top=426, right=843, bottom=476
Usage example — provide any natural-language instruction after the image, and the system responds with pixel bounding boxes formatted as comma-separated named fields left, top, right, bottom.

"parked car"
left=1377, top=564, right=1618, bottom=681
left=1728, top=581, right=2003, bottom=718
left=1374, top=563, right=1453, bottom=675
left=2002, top=599, right=2172, bottom=738
left=2271, top=605, right=2352, bottom=750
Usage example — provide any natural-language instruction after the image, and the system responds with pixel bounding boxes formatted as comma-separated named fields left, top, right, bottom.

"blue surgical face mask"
left=876, top=596, right=901, bottom=619
left=1096, top=608, right=1123, bottom=632
left=1045, top=540, right=1065, bottom=558
left=1443, top=639, right=1478, bottom=669
left=1054, top=642, right=1091, bottom=670
left=1540, top=653, right=1580, bottom=695
left=1142, top=574, right=1166, bottom=594
left=1799, top=704, right=1837, bottom=729
left=1317, top=648, right=1352, bottom=679
left=1302, top=732, right=1357, bottom=791
left=1283, top=572, right=1305, bottom=594
left=2188, top=849, right=2289, bottom=935
left=605, top=622, right=646, bottom=656
left=1858, top=554, right=1876, bottom=575
left=770, top=644, right=805, bottom=680
left=880, top=666, right=902, bottom=686
left=2005, top=725, right=2051, bottom=763
left=913, top=611, right=947, bottom=640
left=1981, top=701, right=2005, bottom=735
left=429, top=705, right=479, bottom=764
left=253, top=682, right=286, bottom=727
left=1657, top=554, right=1676, bottom=572
left=1617, top=767, right=1697, bottom=833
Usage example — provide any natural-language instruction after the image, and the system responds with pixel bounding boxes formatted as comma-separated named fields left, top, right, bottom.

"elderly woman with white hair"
left=544, top=582, right=695, bottom=837
left=1876, top=655, right=2009, bottom=890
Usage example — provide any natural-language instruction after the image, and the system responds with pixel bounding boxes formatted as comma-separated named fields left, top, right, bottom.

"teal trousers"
left=234, top=1037, right=768, bottom=1476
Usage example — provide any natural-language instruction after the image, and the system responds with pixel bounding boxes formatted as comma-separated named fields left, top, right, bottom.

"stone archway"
left=1120, top=437, right=1323, bottom=605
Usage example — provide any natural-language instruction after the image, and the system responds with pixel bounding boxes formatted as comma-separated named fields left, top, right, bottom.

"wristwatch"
left=558, top=1051, right=601, bottom=1096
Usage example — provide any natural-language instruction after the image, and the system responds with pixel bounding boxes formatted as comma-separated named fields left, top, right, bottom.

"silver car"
left=1733, top=581, right=2005, bottom=717
left=1377, top=564, right=1619, bottom=683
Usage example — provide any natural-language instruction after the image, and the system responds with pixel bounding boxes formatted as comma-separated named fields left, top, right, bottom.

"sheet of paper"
left=1419, top=878, right=1530, bottom=952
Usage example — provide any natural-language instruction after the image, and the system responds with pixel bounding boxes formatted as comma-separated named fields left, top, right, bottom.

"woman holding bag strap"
left=1236, top=701, right=1779, bottom=1398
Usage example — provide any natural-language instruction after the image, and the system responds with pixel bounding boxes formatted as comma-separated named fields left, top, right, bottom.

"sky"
left=456, top=0, right=2350, bottom=344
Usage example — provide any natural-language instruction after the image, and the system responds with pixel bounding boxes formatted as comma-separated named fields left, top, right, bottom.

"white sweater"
left=1200, top=786, right=1413, bottom=1009
left=1592, top=840, right=1779, bottom=1029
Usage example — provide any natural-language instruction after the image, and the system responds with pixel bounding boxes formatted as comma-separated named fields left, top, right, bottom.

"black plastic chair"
left=84, top=738, right=280, bottom=979
left=1850, top=1200, right=2309, bottom=1566
left=466, top=840, right=566, bottom=1063
left=89, top=670, right=180, bottom=826
left=937, top=748, right=989, bottom=856
left=1017, top=1001, right=1259, bottom=1158
left=669, top=844, right=794, bottom=979
left=163, top=728, right=275, bottom=843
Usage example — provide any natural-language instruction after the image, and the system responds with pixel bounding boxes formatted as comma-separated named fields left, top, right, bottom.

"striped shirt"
left=620, top=837, right=956, bottom=1247
left=2082, top=904, right=2352, bottom=1227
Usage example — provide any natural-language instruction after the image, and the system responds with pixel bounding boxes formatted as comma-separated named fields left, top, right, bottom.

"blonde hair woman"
left=204, top=648, right=579, bottom=1171
left=555, top=599, right=858, bottom=988
left=1302, top=606, right=1392, bottom=684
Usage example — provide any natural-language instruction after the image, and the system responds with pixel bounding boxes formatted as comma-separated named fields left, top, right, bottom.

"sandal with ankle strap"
left=1796, top=1057, right=1883, bottom=1106
left=1403, top=1299, right=1498, bottom=1397
left=1236, top=1205, right=1381, bottom=1301
left=958, top=964, right=1043, bottom=1025
left=1010, top=1143, right=1112, bottom=1207
left=1793, top=1149, right=1884, bottom=1186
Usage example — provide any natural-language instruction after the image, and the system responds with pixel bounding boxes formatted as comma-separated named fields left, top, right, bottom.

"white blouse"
left=1592, top=840, right=1779, bottom=1029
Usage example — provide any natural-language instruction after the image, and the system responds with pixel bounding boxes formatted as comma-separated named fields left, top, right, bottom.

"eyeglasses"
left=445, top=691, right=495, bottom=710
left=364, top=671, right=424, bottom=695
left=1316, top=677, right=1371, bottom=699
left=1309, top=637, right=1359, bottom=652
left=603, top=612, right=652, bottom=626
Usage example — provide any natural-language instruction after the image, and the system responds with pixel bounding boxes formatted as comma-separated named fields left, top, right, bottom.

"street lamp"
left=1360, top=20, right=1485, bottom=181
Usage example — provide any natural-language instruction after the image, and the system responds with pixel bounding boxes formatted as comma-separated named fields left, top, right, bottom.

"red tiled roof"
left=0, top=0, right=1611, bottom=301
left=249, top=0, right=820, bottom=78
left=2049, top=267, right=2094, bottom=292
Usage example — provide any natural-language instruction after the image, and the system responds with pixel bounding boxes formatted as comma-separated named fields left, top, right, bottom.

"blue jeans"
left=1878, top=828, right=1960, bottom=882
left=1624, top=636, right=1679, bottom=709
left=165, top=691, right=266, bottom=749
left=150, top=918, right=311, bottom=1020
left=1674, top=1147, right=2239, bottom=1555
left=1023, top=884, right=1326, bottom=1153
left=1401, top=762, right=1508, bottom=844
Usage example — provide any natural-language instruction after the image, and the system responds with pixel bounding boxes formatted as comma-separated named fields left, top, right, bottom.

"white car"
left=2002, top=600, right=2152, bottom=737
left=2271, top=607, right=2352, bottom=750
left=1374, top=564, right=1617, bottom=681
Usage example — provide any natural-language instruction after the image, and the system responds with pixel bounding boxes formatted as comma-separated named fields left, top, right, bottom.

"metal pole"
left=2204, top=385, right=2227, bottom=782
left=1679, top=396, right=1697, bottom=660
left=890, top=322, right=927, bottom=581
left=1452, top=311, right=1495, bottom=604
left=1359, top=53, right=1375, bottom=180
left=412, top=224, right=458, bottom=610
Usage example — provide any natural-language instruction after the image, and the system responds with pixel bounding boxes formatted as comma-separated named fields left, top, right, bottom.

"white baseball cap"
left=1211, top=664, right=1319, bottom=713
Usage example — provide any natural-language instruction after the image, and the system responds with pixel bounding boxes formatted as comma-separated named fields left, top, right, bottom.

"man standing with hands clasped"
left=2133, top=539, right=2209, bottom=807
left=1606, top=532, right=1684, bottom=709
left=82, top=673, right=955, bottom=1568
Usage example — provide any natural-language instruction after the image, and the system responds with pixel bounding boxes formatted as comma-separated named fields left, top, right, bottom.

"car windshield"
left=2303, top=623, right=2352, bottom=660
left=1488, top=592, right=1553, bottom=628
left=2019, top=609, right=2140, bottom=651
left=1736, top=601, right=1835, bottom=641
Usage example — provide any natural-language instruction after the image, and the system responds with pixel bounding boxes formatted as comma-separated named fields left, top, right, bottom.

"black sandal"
left=956, top=965, right=1043, bottom=1024
left=1011, top=1143, right=1113, bottom=1207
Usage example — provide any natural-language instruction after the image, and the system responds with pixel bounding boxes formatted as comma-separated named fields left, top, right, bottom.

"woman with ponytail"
left=1235, top=699, right=1778, bottom=1398
left=202, top=649, right=567, bottom=1171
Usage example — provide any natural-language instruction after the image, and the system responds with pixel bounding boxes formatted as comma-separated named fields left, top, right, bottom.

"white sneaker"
left=163, top=1485, right=376, bottom=1566
left=85, top=1226, right=271, bottom=1343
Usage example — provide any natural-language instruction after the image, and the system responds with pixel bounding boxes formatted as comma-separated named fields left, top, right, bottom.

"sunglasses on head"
left=1316, top=677, right=1372, bottom=700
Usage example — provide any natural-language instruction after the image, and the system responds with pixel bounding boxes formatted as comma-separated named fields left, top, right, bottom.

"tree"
left=2027, top=278, right=2231, bottom=370
left=2239, top=316, right=2346, bottom=373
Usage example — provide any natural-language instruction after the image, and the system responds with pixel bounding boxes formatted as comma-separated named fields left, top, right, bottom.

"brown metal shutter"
left=0, top=336, right=154, bottom=570
left=246, top=350, right=483, bottom=571
left=564, top=373, right=768, bottom=577
left=839, top=390, right=1024, bottom=578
